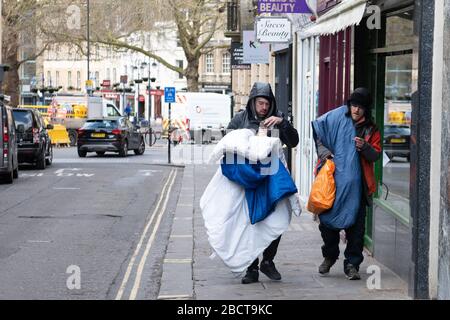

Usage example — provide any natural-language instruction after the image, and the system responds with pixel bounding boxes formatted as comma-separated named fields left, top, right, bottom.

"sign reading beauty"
left=258, top=0, right=312, bottom=14
left=256, top=17, right=292, bottom=43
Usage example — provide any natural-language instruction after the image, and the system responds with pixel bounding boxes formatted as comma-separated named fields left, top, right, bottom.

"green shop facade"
left=354, top=0, right=443, bottom=299
left=298, top=0, right=445, bottom=298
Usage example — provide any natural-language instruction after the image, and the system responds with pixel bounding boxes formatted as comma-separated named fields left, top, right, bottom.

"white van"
left=163, top=92, right=232, bottom=142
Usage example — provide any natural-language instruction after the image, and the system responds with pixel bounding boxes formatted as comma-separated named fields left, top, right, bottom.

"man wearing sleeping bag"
left=312, top=87, right=381, bottom=280
left=227, top=82, right=299, bottom=284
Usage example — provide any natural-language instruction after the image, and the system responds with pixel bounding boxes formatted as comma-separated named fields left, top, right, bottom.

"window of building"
left=77, top=71, right=81, bottom=89
left=95, top=71, right=100, bottom=87
left=68, top=71, right=72, bottom=88
left=367, top=8, right=415, bottom=224
left=176, top=32, right=182, bottom=47
left=113, top=68, right=117, bottom=83
left=47, top=71, right=51, bottom=86
left=222, top=52, right=230, bottom=73
left=106, top=68, right=110, bottom=80
left=206, top=53, right=214, bottom=73
left=55, top=71, right=59, bottom=87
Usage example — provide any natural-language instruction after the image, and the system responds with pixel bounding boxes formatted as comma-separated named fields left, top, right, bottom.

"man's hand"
left=354, top=137, right=366, bottom=151
left=263, top=116, right=283, bottom=128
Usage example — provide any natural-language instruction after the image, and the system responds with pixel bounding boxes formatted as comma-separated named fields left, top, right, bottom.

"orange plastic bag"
left=307, top=159, right=336, bottom=215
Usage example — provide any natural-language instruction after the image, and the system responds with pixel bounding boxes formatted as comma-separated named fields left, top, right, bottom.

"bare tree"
left=42, top=0, right=228, bottom=92
left=1, top=0, right=60, bottom=106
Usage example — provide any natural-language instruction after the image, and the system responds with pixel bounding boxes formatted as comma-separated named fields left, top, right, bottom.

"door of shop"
left=318, top=29, right=352, bottom=115
left=275, top=46, right=293, bottom=172
left=296, top=36, right=320, bottom=204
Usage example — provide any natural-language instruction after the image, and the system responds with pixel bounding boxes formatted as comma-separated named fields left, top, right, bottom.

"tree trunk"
left=185, top=58, right=200, bottom=92
left=2, top=31, right=21, bottom=107
left=2, top=64, right=20, bottom=107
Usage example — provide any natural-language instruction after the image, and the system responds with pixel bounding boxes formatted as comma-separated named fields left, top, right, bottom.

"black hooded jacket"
left=227, top=82, right=299, bottom=148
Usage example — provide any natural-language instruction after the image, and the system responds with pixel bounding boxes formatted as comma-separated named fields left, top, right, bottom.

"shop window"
left=378, top=9, right=415, bottom=219
left=381, top=53, right=412, bottom=215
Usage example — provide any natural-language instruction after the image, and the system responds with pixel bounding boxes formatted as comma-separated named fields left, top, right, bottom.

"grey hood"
left=246, top=82, right=278, bottom=120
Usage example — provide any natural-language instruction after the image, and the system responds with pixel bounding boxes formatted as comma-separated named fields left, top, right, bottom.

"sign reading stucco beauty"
left=256, top=17, right=292, bottom=43
left=258, top=0, right=313, bottom=14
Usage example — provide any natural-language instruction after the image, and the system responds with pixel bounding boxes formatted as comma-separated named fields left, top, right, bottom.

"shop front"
left=354, top=0, right=416, bottom=288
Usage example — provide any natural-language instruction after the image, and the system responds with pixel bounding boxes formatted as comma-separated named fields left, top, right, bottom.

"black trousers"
left=319, top=200, right=367, bottom=270
left=247, top=236, right=281, bottom=271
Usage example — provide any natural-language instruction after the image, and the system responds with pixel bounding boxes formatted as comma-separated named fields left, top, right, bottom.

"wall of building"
left=231, top=61, right=273, bottom=112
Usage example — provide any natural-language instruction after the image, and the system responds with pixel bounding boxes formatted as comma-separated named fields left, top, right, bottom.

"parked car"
left=383, top=124, right=411, bottom=161
left=76, top=117, right=145, bottom=157
left=12, top=108, right=53, bottom=169
left=0, top=99, right=19, bottom=183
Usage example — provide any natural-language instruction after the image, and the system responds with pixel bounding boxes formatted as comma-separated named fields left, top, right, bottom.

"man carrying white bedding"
left=227, top=82, right=299, bottom=284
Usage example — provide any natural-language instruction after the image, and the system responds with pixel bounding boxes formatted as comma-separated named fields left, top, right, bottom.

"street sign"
left=243, top=30, right=270, bottom=64
left=231, top=42, right=251, bottom=70
left=120, top=75, right=128, bottom=84
left=164, top=87, right=176, bottom=103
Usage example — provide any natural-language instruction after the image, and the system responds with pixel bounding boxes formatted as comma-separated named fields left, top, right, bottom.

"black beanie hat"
left=348, top=87, right=373, bottom=109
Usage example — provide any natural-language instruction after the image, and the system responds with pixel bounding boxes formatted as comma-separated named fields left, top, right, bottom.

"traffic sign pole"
left=168, top=102, right=171, bottom=164
left=164, top=87, right=176, bottom=165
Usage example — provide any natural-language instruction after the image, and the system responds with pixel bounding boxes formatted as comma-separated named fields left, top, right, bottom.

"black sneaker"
left=260, top=260, right=282, bottom=281
left=344, top=264, right=361, bottom=280
left=318, top=258, right=337, bottom=275
left=241, top=269, right=259, bottom=284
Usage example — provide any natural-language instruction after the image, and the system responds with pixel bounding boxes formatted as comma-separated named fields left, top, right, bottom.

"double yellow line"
left=115, top=169, right=178, bottom=300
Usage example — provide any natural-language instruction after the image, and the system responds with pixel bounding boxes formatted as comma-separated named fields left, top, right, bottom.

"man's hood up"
left=246, top=82, right=278, bottom=120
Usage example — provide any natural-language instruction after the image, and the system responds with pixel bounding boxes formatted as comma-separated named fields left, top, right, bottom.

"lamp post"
left=133, top=65, right=143, bottom=124
left=87, top=0, right=91, bottom=96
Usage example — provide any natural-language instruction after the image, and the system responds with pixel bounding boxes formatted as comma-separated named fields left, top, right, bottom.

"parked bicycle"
left=142, top=127, right=158, bottom=146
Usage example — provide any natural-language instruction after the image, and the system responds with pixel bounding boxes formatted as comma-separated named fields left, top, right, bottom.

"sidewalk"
left=158, top=161, right=410, bottom=300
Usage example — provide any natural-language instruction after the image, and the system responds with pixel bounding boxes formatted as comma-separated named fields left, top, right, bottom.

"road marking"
left=163, top=259, right=192, bottom=264
left=53, top=187, right=81, bottom=190
left=129, top=171, right=177, bottom=300
left=174, top=217, right=192, bottom=221
left=115, top=169, right=176, bottom=300
left=157, top=294, right=191, bottom=300
left=139, top=170, right=163, bottom=177
left=20, top=173, right=44, bottom=177
left=27, top=240, right=52, bottom=243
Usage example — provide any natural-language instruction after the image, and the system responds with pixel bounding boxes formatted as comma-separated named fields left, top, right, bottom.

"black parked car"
left=383, top=124, right=410, bottom=161
left=0, top=99, right=19, bottom=183
left=12, top=108, right=53, bottom=169
left=76, top=117, right=145, bottom=157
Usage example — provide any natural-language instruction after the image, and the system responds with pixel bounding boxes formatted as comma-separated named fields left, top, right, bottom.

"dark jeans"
left=319, top=200, right=367, bottom=270
left=247, top=236, right=282, bottom=271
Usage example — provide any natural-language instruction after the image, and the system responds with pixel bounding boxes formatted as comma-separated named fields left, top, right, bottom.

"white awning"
left=304, top=0, right=367, bottom=36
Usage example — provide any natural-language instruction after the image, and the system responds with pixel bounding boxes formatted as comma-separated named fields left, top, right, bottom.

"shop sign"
left=256, top=17, right=292, bottom=43
left=243, top=30, right=270, bottom=64
left=258, top=0, right=313, bottom=14
left=231, top=42, right=251, bottom=70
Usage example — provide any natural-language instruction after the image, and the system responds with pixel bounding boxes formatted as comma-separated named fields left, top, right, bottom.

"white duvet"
left=200, top=129, right=301, bottom=273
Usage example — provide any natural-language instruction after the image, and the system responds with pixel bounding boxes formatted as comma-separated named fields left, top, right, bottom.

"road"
left=0, top=144, right=182, bottom=299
